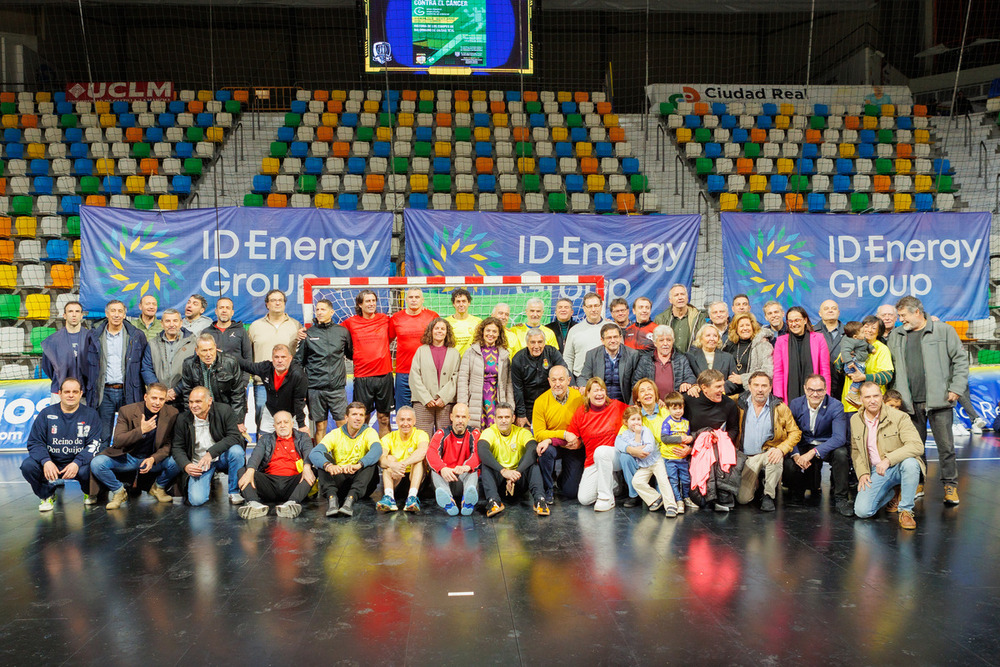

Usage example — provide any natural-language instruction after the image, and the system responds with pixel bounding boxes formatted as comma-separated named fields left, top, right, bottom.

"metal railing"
left=978, top=140, right=989, bottom=181
left=674, top=154, right=686, bottom=208
left=697, top=191, right=712, bottom=251
left=655, top=123, right=667, bottom=170
left=995, top=174, right=1000, bottom=213
left=233, top=120, right=245, bottom=164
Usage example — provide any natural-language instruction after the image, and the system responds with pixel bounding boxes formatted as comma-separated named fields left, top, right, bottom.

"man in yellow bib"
left=477, top=402, right=548, bottom=517
left=308, top=401, right=382, bottom=517
left=376, top=406, right=430, bottom=513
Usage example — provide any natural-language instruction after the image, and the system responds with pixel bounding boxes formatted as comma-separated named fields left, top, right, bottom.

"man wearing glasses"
left=248, top=290, right=301, bottom=430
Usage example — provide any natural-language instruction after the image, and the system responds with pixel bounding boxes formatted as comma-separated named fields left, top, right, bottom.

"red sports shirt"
left=342, top=313, right=395, bottom=377
left=390, top=308, right=439, bottom=373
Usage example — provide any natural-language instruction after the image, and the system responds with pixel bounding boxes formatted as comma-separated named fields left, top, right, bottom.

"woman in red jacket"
left=569, top=377, right=628, bottom=511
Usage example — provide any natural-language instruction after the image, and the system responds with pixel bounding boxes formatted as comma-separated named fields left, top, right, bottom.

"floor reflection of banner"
left=0, top=381, right=55, bottom=451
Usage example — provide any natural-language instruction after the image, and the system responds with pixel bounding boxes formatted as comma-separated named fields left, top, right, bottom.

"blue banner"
left=80, top=207, right=394, bottom=323
left=0, top=381, right=55, bottom=451
left=721, top=213, right=990, bottom=322
left=403, top=210, right=701, bottom=302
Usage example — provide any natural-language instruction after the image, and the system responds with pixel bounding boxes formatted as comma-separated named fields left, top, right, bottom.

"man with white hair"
left=376, top=406, right=430, bottom=513
left=511, top=327, right=566, bottom=427
left=706, top=301, right=730, bottom=337
left=236, top=411, right=315, bottom=519
left=876, top=304, right=898, bottom=344
left=508, top=298, right=558, bottom=357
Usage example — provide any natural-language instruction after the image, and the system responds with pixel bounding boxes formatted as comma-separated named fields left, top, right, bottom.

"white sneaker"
left=275, top=500, right=302, bottom=518
left=952, top=423, right=970, bottom=436
left=237, top=500, right=268, bottom=520
left=685, top=498, right=699, bottom=511
left=38, top=496, right=55, bottom=512
left=229, top=493, right=245, bottom=505
left=972, top=418, right=986, bottom=435
left=594, top=499, right=615, bottom=512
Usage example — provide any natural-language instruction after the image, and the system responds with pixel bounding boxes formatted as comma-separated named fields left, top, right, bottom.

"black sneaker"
left=325, top=496, right=340, bottom=517
left=835, top=498, right=854, bottom=517
left=622, top=496, right=640, bottom=508
left=339, top=495, right=354, bottom=517
left=760, top=496, right=775, bottom=512
left=486, top=499, right=505, bottom=517
left=534, top=498, right=550, bottom=516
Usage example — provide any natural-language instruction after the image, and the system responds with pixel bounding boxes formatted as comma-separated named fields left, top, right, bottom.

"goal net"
left=301, top=275, right=606, bottom=331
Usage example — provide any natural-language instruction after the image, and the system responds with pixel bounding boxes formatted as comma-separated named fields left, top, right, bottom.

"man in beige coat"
left=851, top=382, right=925, bottom=529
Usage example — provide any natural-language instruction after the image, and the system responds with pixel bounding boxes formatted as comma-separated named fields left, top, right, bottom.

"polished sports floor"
left=1, top=434, right=998, bottom=666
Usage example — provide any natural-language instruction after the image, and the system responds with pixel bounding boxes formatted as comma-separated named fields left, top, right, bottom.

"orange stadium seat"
left=266, top=193, right=287, bottom=207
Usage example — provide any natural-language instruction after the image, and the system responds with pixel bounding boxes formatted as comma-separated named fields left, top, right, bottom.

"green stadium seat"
left=79, top=176, right=101, bottom=196
left=433, top=174, right=451, bottom=192
left=851, top=192, right=870, bottom=213
left=877, top=129, right=893, bottom=144
left=270, top=141, right=288, bottom=158
left=0, top=294, right=19, bottom=319
left=630, top=175, right=649, bottom=192
left=864, top=104, right=879, bottom=116
left=936, top=174, right=954, bottom=192
left=744, top=143, right=761, bottom=158
left=30, top=327, right=56, bottom=354
left=515, top=142, right=533, bottom=157
left=522, top=174, right=540, bottom=192
left=741, top=192, right=761, bottom=212
left=378, top=113, right=395, bottom=127
left=548, top=192, right=566, bottom=212
left=696, top=158, right=713, bottom=175
left=418, top=100, right=434, bottom=114
left=132, top=143, right=150, bottom=159
left=356, top=126, right=374, bottom=142
left=224, top=100, right=242, bottom=115
left=12, top=196, right=33, bottom=215
left=876, top=158, right=893, bottom=174
left=186, top=127, right=204, bottom=143
left=788, top=175, right=810, bottom=192
left=66, top=216, right=80, bottom=236
left=134, top=195, right=155, bottom=210
left=525, top=101, right=541, bottom=114
left=297, top=175, right=317, bottom=193
left=393, top=157, right=409, bottom=174
left=694, top=127, right=711, bottom=143
left=809, top=116, right=826, bottom=130
left=567, top=114, right=582, bottom=128
left=284, top=112, right=302, bottom=127
left=183, top=158, right=203, bottom=176
left=454, top=126, right=471, bottom=142
left=659, top=102, right=675, bottom=116
left=244, top=193, right=264, bottom=207
left=414, top=142, right=431, bottom=158
left=60, top=114, right=78, bottom=128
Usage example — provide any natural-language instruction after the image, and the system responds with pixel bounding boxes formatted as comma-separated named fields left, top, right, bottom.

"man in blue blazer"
left=787, top=373, right=853, bottom=517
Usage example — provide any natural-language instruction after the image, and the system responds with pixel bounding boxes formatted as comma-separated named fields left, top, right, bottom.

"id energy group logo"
left=734, top=227, right=816, bottom=307
left=93, top=221, right=188, bottom=309
left=415, top=224, right=502, bottom=276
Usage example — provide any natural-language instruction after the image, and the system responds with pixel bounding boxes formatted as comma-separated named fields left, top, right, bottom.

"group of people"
left=25, top=283, right=970, bottom=530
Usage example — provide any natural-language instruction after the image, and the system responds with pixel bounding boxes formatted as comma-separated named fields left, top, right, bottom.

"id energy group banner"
left=721, top=212, right=990, bottom=322
left=404, top=210, right=701, bottom=301
left=81, top=207, right=393, bottom=323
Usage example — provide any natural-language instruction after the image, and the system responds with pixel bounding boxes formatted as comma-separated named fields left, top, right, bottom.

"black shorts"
left=307, top=388, right=347, bottom=423
left=353, top=373, right=394, bottom=415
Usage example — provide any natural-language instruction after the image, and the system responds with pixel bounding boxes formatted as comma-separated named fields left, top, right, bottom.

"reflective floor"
left=1, top=435, right=999, bottom=666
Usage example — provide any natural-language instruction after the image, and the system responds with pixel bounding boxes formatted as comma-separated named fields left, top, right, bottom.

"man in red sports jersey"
left=342, top=290, right=395, bottom=436
left=389, top=288, right=438, bottom=411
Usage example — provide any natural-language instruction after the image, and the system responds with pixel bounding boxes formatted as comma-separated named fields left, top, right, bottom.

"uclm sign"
left=65, top=81, right=174, bottom=102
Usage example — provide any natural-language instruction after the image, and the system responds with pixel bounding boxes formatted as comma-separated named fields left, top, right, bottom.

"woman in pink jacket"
left=772, top=306, right=831, bottom=403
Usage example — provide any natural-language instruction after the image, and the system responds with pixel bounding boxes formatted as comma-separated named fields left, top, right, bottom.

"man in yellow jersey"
left=508, top=298, right=558, bottom=358
left=532, top=364, right=586, bottom=502
left=308, top=402, right=382, bottom=517
left=376, top=406, right=430, bottom=513
left=477, top=402, right=548, bottom=517
left=446, top=288, right=481, bottom=357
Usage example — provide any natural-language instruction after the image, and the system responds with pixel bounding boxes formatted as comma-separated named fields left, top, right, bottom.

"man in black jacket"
left=294, top=299, right=352, bottom=443
left=544, top=297, right=576, bottom=353
left=236, top=411, right=315, bottom=519
left=171, top=386, right=246, bottom=506
left=239, top=344, right=308, bottom=435
left=511, top=328, right=565, bottom=427
left=579, top=324, right=651, bottom=401
left=176, top=334, right=248, bottom=433
left=204, top=297, right=252, bottom=371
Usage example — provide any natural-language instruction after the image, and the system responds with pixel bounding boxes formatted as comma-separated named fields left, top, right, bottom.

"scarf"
left=786, top=332, right=811, bottom=402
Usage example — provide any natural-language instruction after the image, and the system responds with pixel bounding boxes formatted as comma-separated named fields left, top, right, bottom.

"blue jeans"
left=254, top=384, right=267, bottom=425
left=854, top=457, right=921, bottom=517
left=91, top=453, right=180, bottom=492
left=394, top=373, right=411, bottom=410
left=186, top=445, right=246, bottom=507
left=97, top=386, right=125, bottom=446
left=665, top=459, right=691, bottom=500
left=20, top=457, right=91, bottom=499
left=618, top=450, right=640, bottom=498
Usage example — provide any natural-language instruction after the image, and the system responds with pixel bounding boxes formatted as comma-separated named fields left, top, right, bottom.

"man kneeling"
left=852, top=382, right=924, bottom=529
left=237, top=411, right=316, bottom=519
left=307, top=401, right=382, bottom=517
left=477, top=403, right=548, bottom=517
left=376, top=406, right=430, bottom=513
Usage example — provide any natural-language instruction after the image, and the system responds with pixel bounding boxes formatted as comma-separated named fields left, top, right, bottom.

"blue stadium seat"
left=112, top=101, right=130, bottom=114
left=33, top=177, right=53, bottom=195
left=565, top=174, right=584, bottom=193
left=290, top=100, right=307, bottom=114
left=720, top=114, right=736, bottom=129
left=304, top=157, right=324, bottom=175
left=408, top=193, right=428, bottom=209
left=756, top=115, right=773, bottom=130
left=859, top=129, right=876, bottom=144
left=684, top=115, right=701, bottom=129
left=621, top=158, right=639, bottom=175
left=276, top=127, right=295, bottom=142
left=4, top=128, right=21, bottom=143
left=570, top=127, right=588, bottom=143
left=171, top=175, right=192, bottom=195
left=5, top=142, right=23, bottom=159
left=797, top=158, right=816, bottom=175
left=415, top=127, right=433, bottom=142
left=801, top=144, right=818, bottom=160
left=807, top=192, right=826, bottom=212
left=53, top=92, right=66, bottom=103
left=174, top=142, right=193, bottom=158
left=340, top=113, right=358, bottom=128
left=505, top=91, right=521, bottom=102
left=555, top=142, right=573, bottom=158
left=707, top=175, right=726, bottom=193
left=69, top=142, right=89, bottom=160
left=475, top=142, right=492, bottom=158
left=433, top=157, right=451, bottom=174
left=373, top=141, right=391, bottom=158
left=561, top=102, right=577, bottom=114
left=338, top=193, right=359, bottom=210
left=118, top=113, right=136, bottom=128
left=832, top=174, right=852, bottom=193
left=594, top=142, right=613, bottom=158
left=477, top=174, right=496, bottom=191
left=215, top=90, right=232, bottom=102
left=897, top=116, right=913, bottom=130
left=914, top=193, right=934, bottom=211
left=252, top=175, right=273, bottom=194
left=712, top=103, right=727, bottom=115
left=529, top=113, right=546, bottom=128
left=933, top=158, right=953, bottom=174
left=385, top=90, right=401, bottom=102
left=473, top=113, right=490, bottom=127
left=347, top=157, right=366, bottom=174
left=73, top=159, right=93, bottom=176
left=157, top=113, right=175, bottom=127
left=145, top=127, right=163, bottom=143
left=762, top=103, right=778, bottom=116
left=380, top=99, right=398, bottom=113
left=538, top=158, right=556, bottom=175
left=60, top=196, right=82, bottom=215
left=705, top=143, right=722, bottom=159
left=857, top=143, right=875, bottom=159
left=813, top=104, right=829, bottom=116
left=196, top=112, right=214, bottom=128
left=168, top=100, right=186, bottom=114
left=594, top=193, right=614, bottom=213
left=103, top=176, right=123, bottom=194
left=769, top=174, right=788, bottom=194
left=45, top=239, right=69, bottom=262
left=289, top=141, right=309, bottom=158
left=30, top=159, right=50, bottom=176
left=732, top=128, right=748, bottom=143
left=57, top=101, right=74, bottom=115
left=836, top=159, right=855, bottom=175
left=65, top=127, right=83, bottom=143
